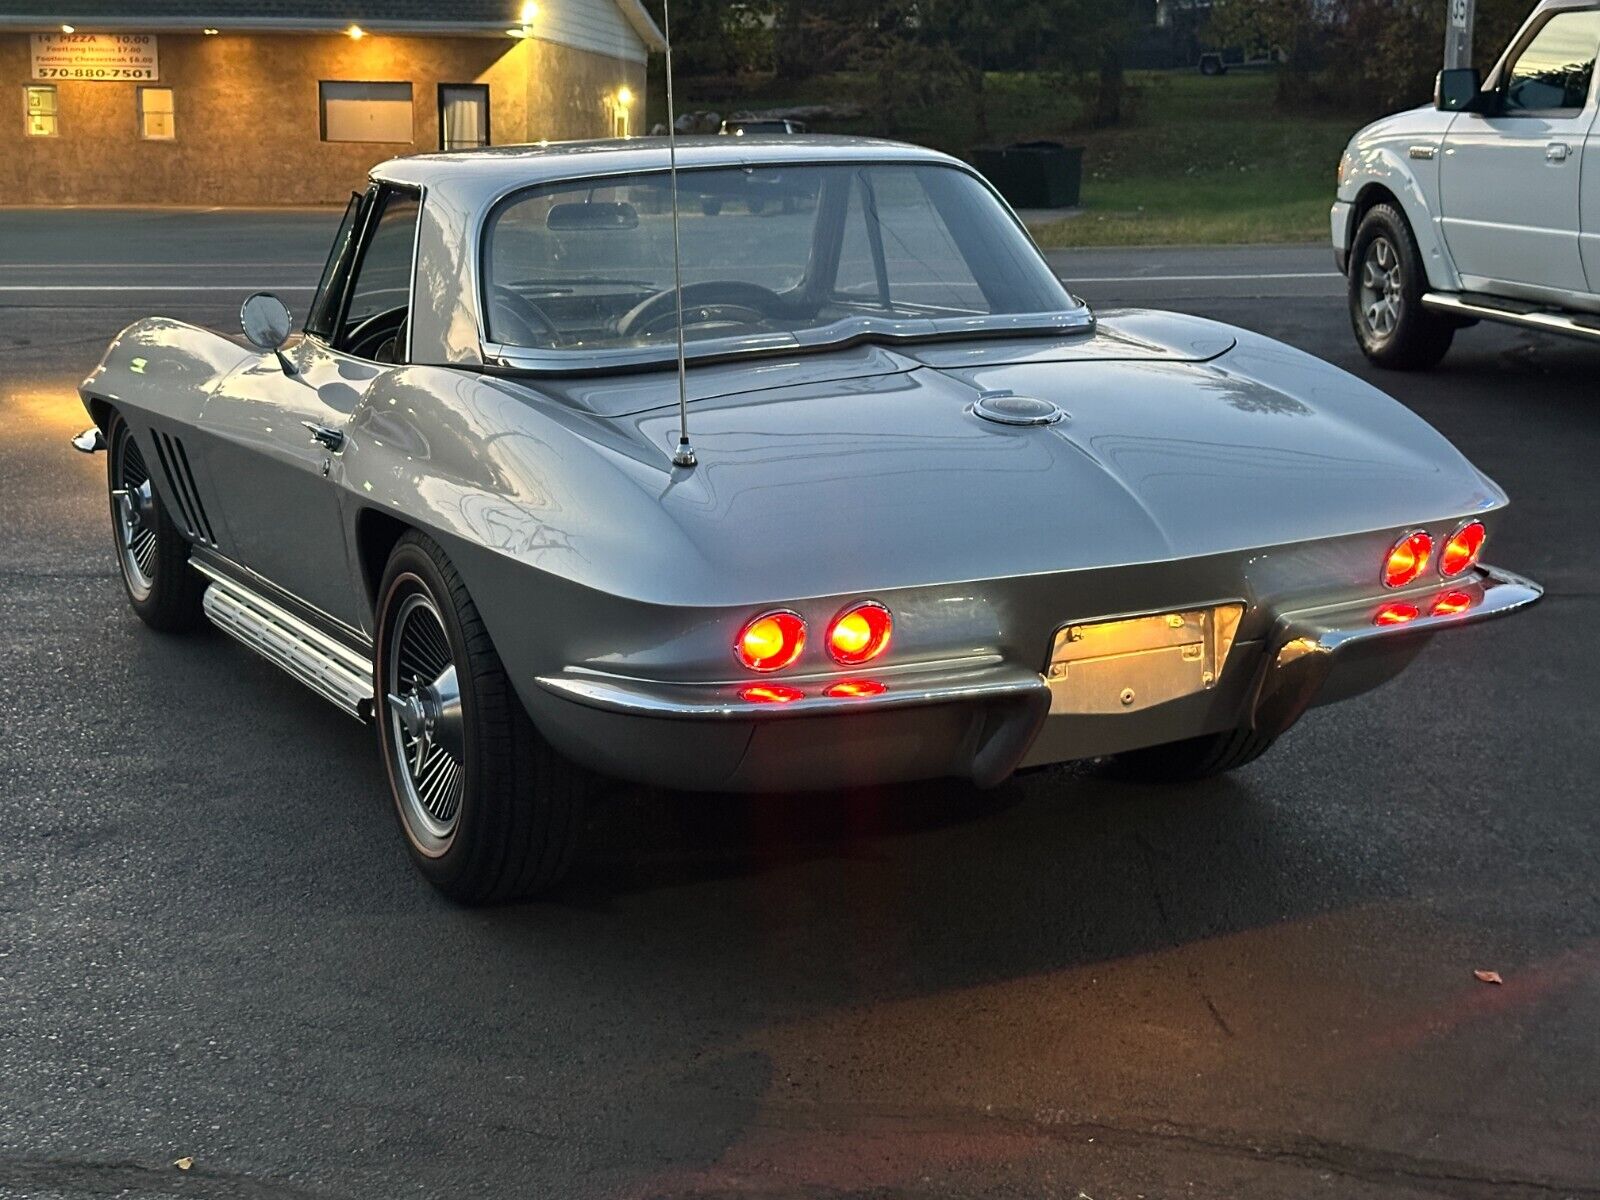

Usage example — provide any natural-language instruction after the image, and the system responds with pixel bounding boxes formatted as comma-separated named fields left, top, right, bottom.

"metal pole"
left=662, top=0, right=696, bottom=470
left=1444, top=0, right=1475, bottom=71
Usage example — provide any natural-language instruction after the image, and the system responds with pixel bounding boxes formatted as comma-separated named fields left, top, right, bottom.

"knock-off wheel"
left=374, top=531, right=593, bottom=902
left=105, top=413, right=203, bottom=631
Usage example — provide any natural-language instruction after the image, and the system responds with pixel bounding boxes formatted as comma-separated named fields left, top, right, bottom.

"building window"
left=438, top=84, right=489, bottom=150
left=24, top=85, right=57, bottom=137
left=319, top=81, right=412, bottom=144
left=138, top=87, right=175, bottom=140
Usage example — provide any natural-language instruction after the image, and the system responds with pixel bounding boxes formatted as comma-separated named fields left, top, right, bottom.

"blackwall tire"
left=105, top=413, right=204, bottom=633
left=1102, top=727, right=1278, bottom=784
left=374, top=531, right=591, bottom=903
left=1348, top=203, right=1454, bottom=370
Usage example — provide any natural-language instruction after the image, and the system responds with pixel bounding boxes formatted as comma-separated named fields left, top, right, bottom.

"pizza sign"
left=31, top=33, right=159, bottom=82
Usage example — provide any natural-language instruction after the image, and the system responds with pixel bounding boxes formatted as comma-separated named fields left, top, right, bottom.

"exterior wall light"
left=616, top=86, right=633, bottom=107
left=520, top=2, right=539, bottom=24
left=346, top=24, right=364, bottom=39
left=203, top=27, right=219, bottom=35
left=61, top=24, right=75, bottom=32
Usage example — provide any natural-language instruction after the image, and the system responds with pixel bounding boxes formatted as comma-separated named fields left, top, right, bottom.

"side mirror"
left=1436, top=67, right=1496, bottom=113
left=240, top=291, right=297, bottom=375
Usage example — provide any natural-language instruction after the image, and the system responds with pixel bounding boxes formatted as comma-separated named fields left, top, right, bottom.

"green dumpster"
left=972, top=141, right=1083, bottom=209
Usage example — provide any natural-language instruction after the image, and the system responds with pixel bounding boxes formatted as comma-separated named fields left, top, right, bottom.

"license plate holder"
left=1046, top=604, right=1244, bottom=716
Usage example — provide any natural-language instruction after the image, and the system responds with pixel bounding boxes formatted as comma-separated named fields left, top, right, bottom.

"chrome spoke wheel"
left=111, top=431, right=158, bottom=600
left=385, top=590, right=466, bottom=855
left=1359, top=235, right=1404, bottom=339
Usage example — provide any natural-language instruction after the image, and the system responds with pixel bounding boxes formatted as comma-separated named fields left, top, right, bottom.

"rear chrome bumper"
left=1250, top=564, right=1541, bottom=738
left=529, top=565, right=1540, bottom=792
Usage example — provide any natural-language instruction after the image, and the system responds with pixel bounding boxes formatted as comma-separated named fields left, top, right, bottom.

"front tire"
left=1103, top=727, right=1277, bottom=783
left=374, top=532, right=590, bottom=903
left=105, top=414, right=204, bottom=632
left=1348, top=203, right=1454, bottom=370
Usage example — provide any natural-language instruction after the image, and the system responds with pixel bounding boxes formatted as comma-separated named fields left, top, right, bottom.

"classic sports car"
left=76, top=136, right=1540, bottom=902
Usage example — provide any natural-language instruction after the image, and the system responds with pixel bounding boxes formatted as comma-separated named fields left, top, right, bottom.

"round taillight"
left=1440, top=521, right=1485, bottom=577
left=740, top=683, right=803, bottom=704
left=1431, top=589, right=1473, bottom=616
left=1373, top=602, right=1420, bottom=626
left=1383, top=530, right=1433, bottom=589
left=824, top=678, right=886, bottom=699
left=736, top=610, right=806, bottom=672
left=826, top=602, right=893, bottom=666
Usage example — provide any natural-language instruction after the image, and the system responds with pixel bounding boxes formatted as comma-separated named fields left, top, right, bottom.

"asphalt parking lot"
left=1, top=208, right=1597, bottom=1200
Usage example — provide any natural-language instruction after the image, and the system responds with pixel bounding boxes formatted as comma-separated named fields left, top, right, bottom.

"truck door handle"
left=1547, top=142, right=1571, bottom=162
left=301, top=421, right=345, bottom=452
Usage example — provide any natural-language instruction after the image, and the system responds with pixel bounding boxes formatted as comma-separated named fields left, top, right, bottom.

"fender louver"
left=151, top=432, right=216, bottom=545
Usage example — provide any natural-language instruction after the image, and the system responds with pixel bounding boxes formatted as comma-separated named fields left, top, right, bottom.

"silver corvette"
left=75, top=137, right=1540, bottom=901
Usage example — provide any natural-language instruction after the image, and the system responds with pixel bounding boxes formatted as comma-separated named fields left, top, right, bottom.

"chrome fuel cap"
left=972, top=389, right=1064, bottom=427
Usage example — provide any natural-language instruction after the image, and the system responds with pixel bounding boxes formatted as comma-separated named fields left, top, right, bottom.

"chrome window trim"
left=467, top=158, right=1092, bottom=371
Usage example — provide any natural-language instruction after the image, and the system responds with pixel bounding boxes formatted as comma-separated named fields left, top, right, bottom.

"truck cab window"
left=1503, top=10, right=1600, bottom=114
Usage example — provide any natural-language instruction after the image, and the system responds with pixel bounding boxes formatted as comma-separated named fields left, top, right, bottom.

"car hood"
left=604, top=313, right=1504, bottom=599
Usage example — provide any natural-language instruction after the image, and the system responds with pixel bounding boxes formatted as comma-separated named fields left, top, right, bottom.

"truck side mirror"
left=1436, top=67, right=1495, bottom=113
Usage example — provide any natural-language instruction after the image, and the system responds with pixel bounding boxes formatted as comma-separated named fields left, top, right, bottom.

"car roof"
left=371, top=135, right=963, bottom=194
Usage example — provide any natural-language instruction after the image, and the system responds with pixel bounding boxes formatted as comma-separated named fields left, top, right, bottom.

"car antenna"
left=662, top=0, right=697, bottom=469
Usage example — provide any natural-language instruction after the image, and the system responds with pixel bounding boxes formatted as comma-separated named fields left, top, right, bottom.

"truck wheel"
left=374, top=531, right=591, bottom=903
left=1103, top=727, right=1277, bottom=783
left=105, top=413, right=204, bottom=632
left=1349, top=203, right=1454, bottom=369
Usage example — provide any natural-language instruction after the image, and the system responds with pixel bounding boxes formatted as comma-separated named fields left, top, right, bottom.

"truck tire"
left=1349, top=203, right=1454, bottom=369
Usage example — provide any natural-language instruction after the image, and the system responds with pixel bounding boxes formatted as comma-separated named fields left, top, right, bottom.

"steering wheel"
left=344, top=306, right=406, bottom=361
left=616, top=280, right=786, bottom=339
left=490, top=286, right=559, bottom=345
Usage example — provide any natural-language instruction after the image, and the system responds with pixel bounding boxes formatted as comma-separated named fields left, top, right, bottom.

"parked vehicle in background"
left=1334, top=0, right=1600, bottom=368
left=1197, top=44, right=1281, bottom=75
left=721, top=117, right=807, bottom=135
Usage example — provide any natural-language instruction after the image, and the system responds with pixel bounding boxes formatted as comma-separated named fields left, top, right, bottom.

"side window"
left=304, top=192, right=365, bottom=339
left=832, top=168, right=989, bottom=314
left=1504, top=10, right=1600, bottom=114
left=335, top=189, right=422, bottom=359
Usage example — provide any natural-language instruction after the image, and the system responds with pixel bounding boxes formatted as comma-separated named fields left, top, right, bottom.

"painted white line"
left=0, top=284, right=316, bottom=292
left=1067, top=271, right=1339, bottom=284
left=0, top=262, right=325, bottom=269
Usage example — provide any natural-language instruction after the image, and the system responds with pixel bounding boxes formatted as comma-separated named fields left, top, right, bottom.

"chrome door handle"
left=1547, top=142, right=1571, bottom=162
left=301, top=421, right=345, bottom=452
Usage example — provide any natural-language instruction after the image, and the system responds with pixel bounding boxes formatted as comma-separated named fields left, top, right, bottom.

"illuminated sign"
left=31, top=33, right=159, bottom=82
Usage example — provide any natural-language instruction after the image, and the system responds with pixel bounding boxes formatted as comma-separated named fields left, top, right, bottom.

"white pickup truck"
left=1333, top=0, right=1600, bottom=367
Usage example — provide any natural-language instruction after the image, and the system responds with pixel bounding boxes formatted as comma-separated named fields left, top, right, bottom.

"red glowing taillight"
left=1383, top=531, right=1433, bottom=588
left=740, top=683, right=803, bottom=704
left=1431, top=589, right=1473, bottom=616
left=1440, top=521, right=1485, bottom=577
left=824, top=678, right=886, bottom=699
left=735, top=610, right=806, bottom=672
left=826, top=602, right=892, bottom=666
left=1373, top=602, right=1420, bottom=626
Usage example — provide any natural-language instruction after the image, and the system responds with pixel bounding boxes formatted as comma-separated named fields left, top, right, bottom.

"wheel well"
left=354, top=509, right=412, bottom=616
left=1350, top=183, right=1402, bottom=248
left=84, top=395, right=113, bottom=432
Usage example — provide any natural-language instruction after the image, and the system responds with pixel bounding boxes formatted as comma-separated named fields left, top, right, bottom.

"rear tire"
left=374, top=531, right=591, bottom=903
left=105, top=414, right=204, bottom=633
left=1349, top=203, right=1454, bottom=370
left=1103, top=726, right=1277, bottom=783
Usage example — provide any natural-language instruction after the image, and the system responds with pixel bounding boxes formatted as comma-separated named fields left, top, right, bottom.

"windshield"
left=481, top=162, right=1078, bottom=359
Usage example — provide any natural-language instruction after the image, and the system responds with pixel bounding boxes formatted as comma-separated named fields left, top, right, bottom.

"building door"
left=439, top=84, right=489, bottom=150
